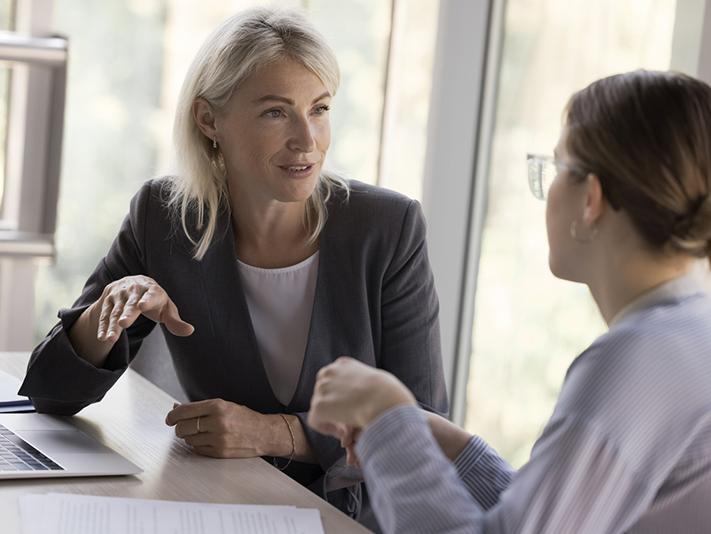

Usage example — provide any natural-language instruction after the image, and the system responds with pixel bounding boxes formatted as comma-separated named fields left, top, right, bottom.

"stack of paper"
left=19, top=493, right=325, bottom=534
left=0, top=370, right=33, bottom=413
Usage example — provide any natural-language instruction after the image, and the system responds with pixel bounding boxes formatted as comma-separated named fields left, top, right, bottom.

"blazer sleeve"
left=379, top=200, right=448, bottom=415
left=18, top=181, right=158, bottom=415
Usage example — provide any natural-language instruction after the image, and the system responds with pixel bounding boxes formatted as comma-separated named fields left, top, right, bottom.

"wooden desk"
left=0, top=353, right=370, bottom=533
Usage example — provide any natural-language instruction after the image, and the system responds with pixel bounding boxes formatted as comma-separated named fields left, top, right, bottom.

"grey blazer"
left=20, top=178, right=448, bottom=506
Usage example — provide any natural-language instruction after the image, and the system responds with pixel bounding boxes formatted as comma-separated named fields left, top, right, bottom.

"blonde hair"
left=168, top=7, right=349, bottom=260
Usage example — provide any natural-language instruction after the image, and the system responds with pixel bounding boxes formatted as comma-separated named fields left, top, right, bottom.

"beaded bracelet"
left=273, top=414, right=295, bottom=471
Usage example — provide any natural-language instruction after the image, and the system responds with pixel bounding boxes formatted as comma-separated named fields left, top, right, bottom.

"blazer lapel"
left=287, top=205, right=348, bottom=413
left=198, top=208, right=282, bottom=412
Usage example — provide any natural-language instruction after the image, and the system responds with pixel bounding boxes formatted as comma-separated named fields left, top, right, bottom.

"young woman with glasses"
left=309, top=70, right=711, bottom=533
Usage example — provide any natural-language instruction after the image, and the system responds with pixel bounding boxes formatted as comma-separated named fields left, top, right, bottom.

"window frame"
left=0, top=31, right=67, bottom=258
left=420, top=0, right=501, bottom=422
left=0, top=0, right=65, bottom=350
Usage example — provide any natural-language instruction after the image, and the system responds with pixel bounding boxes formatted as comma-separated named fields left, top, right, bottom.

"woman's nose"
left=287, top=117, right=317, bottom=153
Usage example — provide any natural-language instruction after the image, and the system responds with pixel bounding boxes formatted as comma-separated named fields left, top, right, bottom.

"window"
left=464, top=0, right=678, bottom=467
left=0, top=0, right=14, bottom=218
left=376, top=0, right=439, bottom=201
left=0, top=0, right=68, bottom=350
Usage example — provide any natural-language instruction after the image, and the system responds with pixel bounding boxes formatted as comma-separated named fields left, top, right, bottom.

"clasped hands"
left=307, top=357, right=473, bottom=466
left=307, top=357, right=417, bottom=467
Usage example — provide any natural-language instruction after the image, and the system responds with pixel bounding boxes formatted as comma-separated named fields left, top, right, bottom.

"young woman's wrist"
left=360, top=376, right=417, bottom=428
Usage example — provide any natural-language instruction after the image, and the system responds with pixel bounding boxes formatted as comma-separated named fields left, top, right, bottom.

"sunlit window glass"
left=0, top=0, right=16, bottom=221
left=465, top=0, right=677, bottom=467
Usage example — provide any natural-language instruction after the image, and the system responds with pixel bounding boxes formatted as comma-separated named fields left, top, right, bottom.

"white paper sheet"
left=19, top=493, right=325, bottom=534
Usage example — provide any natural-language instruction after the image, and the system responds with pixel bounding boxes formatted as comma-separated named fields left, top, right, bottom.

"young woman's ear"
left=582, top=173, right=606, bottom=226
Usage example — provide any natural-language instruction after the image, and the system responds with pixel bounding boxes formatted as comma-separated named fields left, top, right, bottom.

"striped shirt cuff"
left=358, top=404, right=427, bottom=460
left=356, top=404, right=482, bottom=533
left=452, top=435, right=515, bottom=510
left=358, top=405, right=514, bottom=512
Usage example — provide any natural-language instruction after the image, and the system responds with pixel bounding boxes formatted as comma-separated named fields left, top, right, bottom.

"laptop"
left=0, top=413, right=142, bottom=479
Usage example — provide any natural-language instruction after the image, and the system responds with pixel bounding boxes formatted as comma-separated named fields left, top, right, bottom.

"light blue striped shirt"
left=357, top=273, right=711, bottom=533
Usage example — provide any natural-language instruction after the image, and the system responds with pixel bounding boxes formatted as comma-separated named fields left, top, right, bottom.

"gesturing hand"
left=308, top=357, right=416, bottom=441
left=165, top=399, right=271, bottom=458
left=96, top=275, right=194, bottom=343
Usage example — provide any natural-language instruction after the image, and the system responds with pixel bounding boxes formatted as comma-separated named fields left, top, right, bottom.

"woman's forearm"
left=425, top=411, right=472, bottom=461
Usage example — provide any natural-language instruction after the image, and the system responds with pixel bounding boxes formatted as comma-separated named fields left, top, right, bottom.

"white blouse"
left=236, top=251, right=319, bottom=406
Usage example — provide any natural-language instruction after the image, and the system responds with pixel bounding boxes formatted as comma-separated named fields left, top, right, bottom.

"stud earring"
left=212, top=138, right=217, bottom=149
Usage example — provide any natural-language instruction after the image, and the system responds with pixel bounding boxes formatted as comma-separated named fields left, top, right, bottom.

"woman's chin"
left=548, top=256, right=586, bottom=284
left=271, top=173, right=320, bottom=202
left=272, top=181, right=319, bottom=203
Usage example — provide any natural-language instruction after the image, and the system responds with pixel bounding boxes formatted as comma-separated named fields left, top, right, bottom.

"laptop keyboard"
left=0, top=424, right=63, bottom=471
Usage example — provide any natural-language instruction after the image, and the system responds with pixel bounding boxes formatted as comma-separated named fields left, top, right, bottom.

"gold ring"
left=196, top=416, right=201, bottom=434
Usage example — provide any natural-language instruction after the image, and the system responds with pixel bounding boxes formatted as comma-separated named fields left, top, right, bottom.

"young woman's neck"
left=587, top=250, right=696, bottom=326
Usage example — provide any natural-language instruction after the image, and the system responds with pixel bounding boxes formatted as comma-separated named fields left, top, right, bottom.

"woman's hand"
left=68, top=275, right=194, bottom=367
left=96, top=275, right=194, bottom=343
left=166, top=399, right=282, bottom=458
left=308, top=357, right=416, bottom=441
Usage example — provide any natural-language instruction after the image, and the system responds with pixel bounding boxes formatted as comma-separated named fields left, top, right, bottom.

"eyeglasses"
left=527, top=154, right=618, bottom=209
left=527, top=154, right=558, bottom=200
left=526, top=153, right=586, bottom=200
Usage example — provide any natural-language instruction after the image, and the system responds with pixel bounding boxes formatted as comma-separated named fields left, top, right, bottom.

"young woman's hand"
left=308, top=357, right=416, bottom=440
left=339, top=427, right=362, bottom=467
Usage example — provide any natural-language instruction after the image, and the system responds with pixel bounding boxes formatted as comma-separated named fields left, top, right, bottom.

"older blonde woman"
left=309, top=70, right=711, bottom=533
left=20, top=8, right=447, bottom=520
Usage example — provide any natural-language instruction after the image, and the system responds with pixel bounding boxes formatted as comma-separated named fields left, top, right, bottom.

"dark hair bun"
left=671, top=195, right=711, bottom=257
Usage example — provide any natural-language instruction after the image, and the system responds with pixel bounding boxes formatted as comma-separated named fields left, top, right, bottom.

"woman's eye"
left=313, top=105, right=330, bottom=115
left=264, top=109, right=283, bottom=119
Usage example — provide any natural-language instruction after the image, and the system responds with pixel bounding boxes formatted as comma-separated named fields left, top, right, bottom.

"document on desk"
left=19, top=493, right=325, bottom=534
left=0, top=369, right=34, bottom=412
